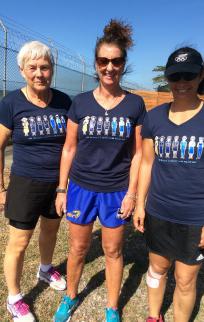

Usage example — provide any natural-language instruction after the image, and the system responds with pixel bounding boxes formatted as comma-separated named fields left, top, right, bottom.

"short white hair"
left=17, top=40, right=54, bottom=68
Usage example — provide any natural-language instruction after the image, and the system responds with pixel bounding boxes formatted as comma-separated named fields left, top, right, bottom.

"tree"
left=152, top=65, right=170, bottom=92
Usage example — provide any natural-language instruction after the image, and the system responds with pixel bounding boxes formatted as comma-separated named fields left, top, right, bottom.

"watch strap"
left=56, top=187, right=67, bottom=193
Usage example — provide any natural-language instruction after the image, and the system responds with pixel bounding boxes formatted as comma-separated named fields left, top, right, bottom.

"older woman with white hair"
left=0, top=41, right=71, bottom=321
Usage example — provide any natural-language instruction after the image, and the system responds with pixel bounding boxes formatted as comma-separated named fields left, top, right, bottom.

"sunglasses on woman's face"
left=96, top=57, right=125, bottom=67
left=167, top=72, right=199, bottom=82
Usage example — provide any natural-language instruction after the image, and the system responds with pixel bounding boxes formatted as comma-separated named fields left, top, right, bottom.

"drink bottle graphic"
left=197, top=137, right=204, bottom=159
left=188, top=136, right=196, bottom=159
left=82, top=116, right=90, bottom=135
left=89, top=116, right=96, bottom=135
left=126, top=118, right=131, bottom=137
left=29, top=116, right=37, bottom=136
left=119, top=117, right=125, bottom=137
left=43, top=115, right=51, bottom=134
left=49, top=114, right=57, bottom=134
left=154, top=136, right=159, bottom=155
left=111, top=117, right=117, bottom=136
left=96, top=117, right=103, bottom=135
left=159, top=136, right=165, bottom=157
left=180, top=136, right=187, bottom=159
left=60, top=115, right=67, bottom=131
left=172, top=136, right=179, bottom=158
left=36, top=116, right=44, bottom=135
left=21, top=117, right=29, bottom=136
left=55, top=114, right=63, bottom=133
left=165, top=136, right=172, bottom=158
left=104, top=117, right=110, bottom=135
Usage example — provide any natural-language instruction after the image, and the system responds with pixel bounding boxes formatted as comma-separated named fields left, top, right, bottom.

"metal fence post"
left=79, top=54, right=85, bottom=93
left=0, top=19, right=8, bottom=97
left=53, top=46, right=58, bottom=88
left=49, top=40, right=58, bottom=88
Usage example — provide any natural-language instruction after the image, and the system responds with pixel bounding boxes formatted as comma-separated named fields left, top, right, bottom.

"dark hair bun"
left=103, top=19, right=133, bottom=49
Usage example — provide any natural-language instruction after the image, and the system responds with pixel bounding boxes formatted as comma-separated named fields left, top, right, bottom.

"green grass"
left=1, top=172, right=204, bottom=321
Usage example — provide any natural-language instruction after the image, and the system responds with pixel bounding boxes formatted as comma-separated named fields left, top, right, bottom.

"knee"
left=69, top=241, right=90, bottom=258
left=102, top=244, right=122, bottom=259
left=146, top=264, right=169, bottom=289
left=40, top=220, right=60, bottom=238
left=151, top=263, right=169, bottom=276
left=7, top=235, right=30, bottom=254
left=174, top=272, right=196, bottom=293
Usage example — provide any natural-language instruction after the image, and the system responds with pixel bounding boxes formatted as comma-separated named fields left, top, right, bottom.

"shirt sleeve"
left=136, top=96, right=146, bottom=126
left=0, top=96, right=14, bottom=130
left=141, top=112, right=153, bottom=138
left=67, top=97, right=79, bottom=124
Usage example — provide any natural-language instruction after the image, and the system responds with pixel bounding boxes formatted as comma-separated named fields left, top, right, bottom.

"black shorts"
left=145, top=213, right=204, bottom=265
left=5, top=174, right=59, bottom=230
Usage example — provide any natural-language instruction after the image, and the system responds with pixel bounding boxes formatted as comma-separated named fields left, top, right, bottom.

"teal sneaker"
left=106, top=308, right=120, bottom=322
left=53, top=295, right=79, bottom=322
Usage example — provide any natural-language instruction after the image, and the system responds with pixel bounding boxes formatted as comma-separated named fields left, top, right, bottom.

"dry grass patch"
left=1, top=169, right=204, bottom=321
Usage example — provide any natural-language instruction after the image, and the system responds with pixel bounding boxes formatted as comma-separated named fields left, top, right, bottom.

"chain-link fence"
left=0, top=15, right=143, bottom=100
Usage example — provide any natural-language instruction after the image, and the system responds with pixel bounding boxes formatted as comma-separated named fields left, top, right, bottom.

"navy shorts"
left=66, top=180, right=130, bottom=228
left=5, top=174, right=59, bottom=230
left=145, top=213, right=204, bottom=265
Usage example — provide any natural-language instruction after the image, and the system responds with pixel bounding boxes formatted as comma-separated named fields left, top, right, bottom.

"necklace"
left=104, top=97, right=119, bottom=115
left=26, top=86, right=50, bottom=107
left=95, top=89, right=124, bottom=115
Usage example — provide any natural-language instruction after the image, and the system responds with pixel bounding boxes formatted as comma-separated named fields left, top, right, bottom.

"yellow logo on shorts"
left=67, top=210, right=81, bottom=219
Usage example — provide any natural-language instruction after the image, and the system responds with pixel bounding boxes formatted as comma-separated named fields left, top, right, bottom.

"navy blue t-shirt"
left=142, top=102, right=204, bottom=225
left=68, top=90, right=146, bottom=192
left=0, top=89, right=71, bottom=181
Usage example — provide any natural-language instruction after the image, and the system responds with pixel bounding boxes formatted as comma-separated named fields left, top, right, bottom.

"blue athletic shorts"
left=66, top=180, right=130, bottom=227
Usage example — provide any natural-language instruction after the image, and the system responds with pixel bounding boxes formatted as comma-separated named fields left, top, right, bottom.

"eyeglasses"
left=167, top=72, right=199, bottom=82
left=96, top=57, right=125, bottom=67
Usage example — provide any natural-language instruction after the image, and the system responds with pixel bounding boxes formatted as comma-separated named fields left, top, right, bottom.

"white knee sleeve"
left=146, top=265, right=164, bottom=288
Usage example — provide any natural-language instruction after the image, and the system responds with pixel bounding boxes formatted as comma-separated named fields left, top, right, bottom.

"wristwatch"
left=56, top=187, right=67, bottom=193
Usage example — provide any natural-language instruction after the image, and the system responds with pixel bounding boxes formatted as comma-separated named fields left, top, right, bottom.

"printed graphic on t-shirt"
left=82, top=115, right=132, bottom=140
left=155, top=135, right=204, bottom=163
left=21, top=114, right=66, bottom=139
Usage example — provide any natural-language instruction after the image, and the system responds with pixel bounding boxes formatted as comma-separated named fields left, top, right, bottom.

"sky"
left=1, top=0, right=204, bottom=89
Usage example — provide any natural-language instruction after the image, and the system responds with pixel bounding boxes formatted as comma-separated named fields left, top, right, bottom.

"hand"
left=119, top=194, right=136, bottom=219
left=198, top=226, right=204, bottom=248
left=55, top=193, right=67, bottom=217
left=0, top=190, right=7, bottom=212
left=133, top=206, right=145, bottom=233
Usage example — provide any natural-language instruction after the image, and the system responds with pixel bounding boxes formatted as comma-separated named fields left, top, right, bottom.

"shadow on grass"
left=189, top=263, right=204, bottom=322
left=24, top=282, right=50, bottom=322
left=24, top=222, right=204, bottom=321
left=78, top=223, right=150, bottom=313
left=25, top=223, right=149, bottom=317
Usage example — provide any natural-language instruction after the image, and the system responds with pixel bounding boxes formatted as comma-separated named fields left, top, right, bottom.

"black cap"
left=165, top=48, right=203, bottom=77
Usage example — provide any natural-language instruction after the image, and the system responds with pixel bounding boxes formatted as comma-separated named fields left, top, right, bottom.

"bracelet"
left=56, top=187, right=67, bottom=193
left=125, top=192, right=137, bottom=201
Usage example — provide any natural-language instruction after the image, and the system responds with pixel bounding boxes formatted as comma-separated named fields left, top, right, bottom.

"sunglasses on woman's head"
left=167, top=72, right=199, bottom=82
left=96, top=57, right=125, bottom=67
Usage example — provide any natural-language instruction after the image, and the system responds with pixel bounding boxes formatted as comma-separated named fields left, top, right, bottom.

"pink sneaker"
left=37, top=266, right=66, bottom=291
left=7, top=298, right=35, bottom=321
left=146, top=314, right=164, bottom=322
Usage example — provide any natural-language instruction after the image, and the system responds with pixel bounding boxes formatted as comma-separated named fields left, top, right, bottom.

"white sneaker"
left=37, top=266, right=66, bottom=291
left=7, top=298, right=35, bottom=321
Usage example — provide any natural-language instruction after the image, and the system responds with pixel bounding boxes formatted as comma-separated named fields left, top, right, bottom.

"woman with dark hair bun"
left=54, top=19, right=146, bottom=322
left=134, top=47, right=204, bottom=322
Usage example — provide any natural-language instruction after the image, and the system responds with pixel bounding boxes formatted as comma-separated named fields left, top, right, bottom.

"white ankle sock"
left=40, top=263, right=52, bottom=272
left=8, top=293, right=23, bottom=304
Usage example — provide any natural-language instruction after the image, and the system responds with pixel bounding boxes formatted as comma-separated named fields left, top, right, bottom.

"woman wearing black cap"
left=134, top=47, right=204, bottom=322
